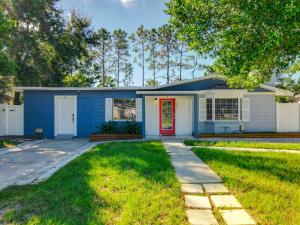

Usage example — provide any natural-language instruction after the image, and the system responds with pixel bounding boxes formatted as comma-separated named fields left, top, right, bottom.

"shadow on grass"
left=0, top=141, right=182, bottom=225
left=192, top=148, right=300, bottom=184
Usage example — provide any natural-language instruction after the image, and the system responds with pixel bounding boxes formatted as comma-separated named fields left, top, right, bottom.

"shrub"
left=122, top=121, right=141, bottom=135
left=98, top=121, right=116, bottom=134
left=97, top=121, right=141, bottom=135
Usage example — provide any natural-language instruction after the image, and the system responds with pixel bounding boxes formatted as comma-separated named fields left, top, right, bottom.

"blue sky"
left=58, top=0, right=212, bottom=86
left=58, top=0, right=169, bottom=33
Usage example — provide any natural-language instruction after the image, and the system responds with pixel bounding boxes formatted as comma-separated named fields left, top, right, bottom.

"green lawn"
left=192, top=148, right=300, bottom=225
left=0, top=141, right=188, bottom=225
left=185, top=139, right=300, bottom=150
left=0, top=140, right=16, bottom=149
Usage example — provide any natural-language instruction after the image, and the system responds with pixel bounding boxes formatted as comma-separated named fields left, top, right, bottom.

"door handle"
left=72, top=113, right=74, bottom=123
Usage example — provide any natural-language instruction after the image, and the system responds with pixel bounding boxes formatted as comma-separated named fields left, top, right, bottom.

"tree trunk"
left=179, top=44, right=183, bottom=81
left=102, top=41, right=106, bottom=86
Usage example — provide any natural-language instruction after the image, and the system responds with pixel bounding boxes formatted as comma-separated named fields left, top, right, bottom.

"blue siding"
left=24, top=90, right=138, bottom=138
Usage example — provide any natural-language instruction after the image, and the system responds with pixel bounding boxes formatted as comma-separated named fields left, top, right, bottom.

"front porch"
left=141, top=95, right=199, bottom=138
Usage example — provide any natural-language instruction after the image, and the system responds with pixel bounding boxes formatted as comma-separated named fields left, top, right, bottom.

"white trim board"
left=54, top=96, right=77, bottom=137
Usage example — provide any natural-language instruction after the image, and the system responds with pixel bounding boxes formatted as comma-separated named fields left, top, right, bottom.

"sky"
left=57, top=0, right=212, bottom=86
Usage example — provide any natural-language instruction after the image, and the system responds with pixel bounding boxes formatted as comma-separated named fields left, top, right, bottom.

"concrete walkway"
left=163, top=140, right=256, bottom=225
left=0, top=139, right=97, bottom=191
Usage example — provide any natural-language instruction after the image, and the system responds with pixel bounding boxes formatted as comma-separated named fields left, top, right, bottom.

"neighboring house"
left=15, top=76, right=293, bottom=139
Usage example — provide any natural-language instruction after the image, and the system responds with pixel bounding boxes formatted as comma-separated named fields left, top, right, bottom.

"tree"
left=112, top=29, right=129, bottom=87
left=146, top=79, right=159, bottom=87
left=63, top=72, right=93, bottom=87
left=97, top=76, right=116, bottom=87
left=122, top=63, right=134, bottom=86
left=174, top=40, right=193, bottom=80
left=94, top=28, right=114, bottom=86
left=0, top=7, right=16, bottom=99
left=157, top=25, right=177, bottom=84
left=146, top=28, right=159, bottom=85
left=166, top=0, right=300, bottom=89
left=129, top=25, right=148, bottom=86
left=2, top=1, right=95, bottom=87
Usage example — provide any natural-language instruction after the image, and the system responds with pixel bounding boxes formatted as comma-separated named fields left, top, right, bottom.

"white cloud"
left=119, top=0, right=137, bottom=7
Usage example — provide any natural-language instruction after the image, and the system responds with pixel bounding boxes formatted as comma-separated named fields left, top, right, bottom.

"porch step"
left=55, top=135, right=74, bottom=140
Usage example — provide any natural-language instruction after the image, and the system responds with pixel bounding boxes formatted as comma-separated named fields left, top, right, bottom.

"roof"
left=13, top=75, right=294, bottom=96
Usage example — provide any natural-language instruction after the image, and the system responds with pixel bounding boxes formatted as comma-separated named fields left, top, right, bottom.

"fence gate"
left=276, top=103, right=299, bottom=132
left=0, top=104, right=24, bottom=136
left=0, top=104, right=6, bottom=136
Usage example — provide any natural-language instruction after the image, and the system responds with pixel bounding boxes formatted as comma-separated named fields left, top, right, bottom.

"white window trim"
left=199, top=94, right=247, bottom=122
left=214, top=98, right=240, bottom=122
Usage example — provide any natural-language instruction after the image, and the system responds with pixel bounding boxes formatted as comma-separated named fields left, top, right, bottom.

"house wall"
left=145, top=96, right=193, bottom=136
left=24, top=90, right=138, bottom=138
left=198, top=93, right=276, bottom=133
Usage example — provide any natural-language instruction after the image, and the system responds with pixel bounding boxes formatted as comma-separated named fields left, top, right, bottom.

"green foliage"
left=98, top=121, right=141, bottom=134
left=93, top=28, right=114, bottom=87
left=166, top=0, right=300, bottom=89
left=0, top=142, right=188, bottom=225
left=63, top=72, right=93, bottom=87
left=130, top=25, right=148, bottom=86
left=98, top=121, right=116, bottom=134
left=112, top=29, right=130, bottom=86
left=2, top=1, right=96, bottom=87
left=122, top=121, right=141, bottom=134
left=0, top=7, right=17, bottom=98
left=146, top=79, right=159, bottom=87
left=185, top=139, right=300, bottom=150
left=192, top=148, right=300, bottom=224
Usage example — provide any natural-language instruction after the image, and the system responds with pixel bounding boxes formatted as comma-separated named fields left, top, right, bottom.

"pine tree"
left=146, top=28, right=159, bottom=86
left=129, top=25, right=148, bottom=86
left=157, top=25, right=177, bottom=84
left=123, top=63, right=134, bottom=86
left=112, top=29, right=129, bottom=87
left=94, top=28, right=114, bottom=86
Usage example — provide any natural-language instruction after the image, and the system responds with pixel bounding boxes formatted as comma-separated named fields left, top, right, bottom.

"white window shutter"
left=135, top=98, right=142, bottom=122
left=199, top=98, right=206, bottom=121
left=243, top=98, right=250, bottom=121
left=105, top=98, right=113, bottom=121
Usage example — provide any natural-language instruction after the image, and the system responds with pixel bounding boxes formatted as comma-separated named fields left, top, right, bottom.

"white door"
left=55, top=96, right=76, bottom=136
left=6, top=105, right=24, bottom=135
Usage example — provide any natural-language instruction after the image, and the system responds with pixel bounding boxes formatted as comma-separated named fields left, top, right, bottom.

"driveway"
left=0, top=139, right=96, bottom=191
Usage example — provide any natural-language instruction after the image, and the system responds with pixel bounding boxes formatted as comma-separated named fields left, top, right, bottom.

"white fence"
left=276, top=103, right=300, bottom=132
left=0, top=104, right=24, bottom=136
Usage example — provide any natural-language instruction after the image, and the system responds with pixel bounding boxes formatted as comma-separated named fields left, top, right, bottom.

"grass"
left=192, top=148, right=300, bottom=225
left=185, top=139, right=300, bottom=150
left=0, top=141, right=188, bottom=225
left=0, top=140, right=16, bottom=149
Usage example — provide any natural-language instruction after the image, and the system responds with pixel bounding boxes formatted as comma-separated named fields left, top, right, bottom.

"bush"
left=98, top=121, right=116, bottom=134
left=97, top=121, right=141, bottom=135
left=122, top=121, right=141, bottom=134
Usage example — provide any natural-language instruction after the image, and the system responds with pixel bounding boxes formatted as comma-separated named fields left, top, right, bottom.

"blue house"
left=16, top=76, right=293, bottom=139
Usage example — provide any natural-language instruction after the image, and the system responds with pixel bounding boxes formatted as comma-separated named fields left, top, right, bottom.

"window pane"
left=215, top=98, right=238, bottom=120
left=206, top=98, right=212, bottom=120
left=113, top=98, right=136, bottom=120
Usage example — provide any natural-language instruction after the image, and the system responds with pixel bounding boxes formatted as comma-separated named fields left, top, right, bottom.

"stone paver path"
left=163, top=140, right=256, bottom=225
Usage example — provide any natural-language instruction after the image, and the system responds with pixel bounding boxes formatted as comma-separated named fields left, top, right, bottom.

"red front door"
left=159, top=98, right=176, bottom=136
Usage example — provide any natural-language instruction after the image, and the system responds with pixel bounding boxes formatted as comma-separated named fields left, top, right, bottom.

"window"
left=113, top=98, right=136, bottom=120
left=215, top=98, right=238, bottom=120
left=206, top=98, right=212, bottom=120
